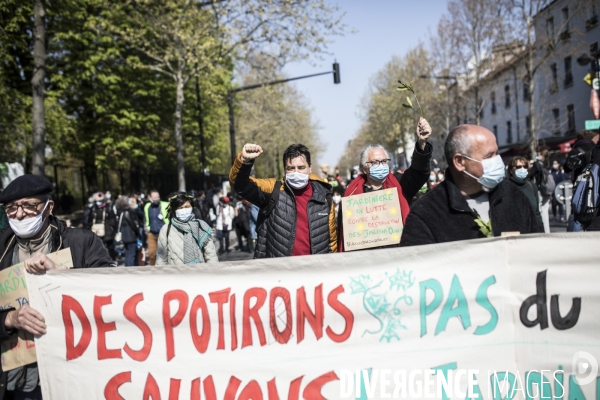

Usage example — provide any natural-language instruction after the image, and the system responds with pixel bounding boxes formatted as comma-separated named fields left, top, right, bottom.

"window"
left=493, top=125, right=498, bottom=138
left=505, top=85, right=511, bottom=108
left=567, top=104, right=575, bottom=133
left=553, top=109, right=560, bottom=135
left=526, top=115, right=531, bottom=136
left=561, top=7, right=570, bottom=39
left=546, top=17, right=554, bottom=38
left=491, top=91, right=496, bottom=114
left=564, top=56, right=573, bottom=87
left=587, top=4, right=598, bottom=30
left=523, top=76, right=530, bottom=101
left=550, top=63, right=558, bottom=93
left=507, top=121, right=513, bottom=144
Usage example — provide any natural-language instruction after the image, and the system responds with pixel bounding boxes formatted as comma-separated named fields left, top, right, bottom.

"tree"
left=105, top=0, right=345, bottom=190
left=235, top=69, right=324, bottom=178
left=344, top=45, right=446, bottom=168
left=31, top=0, right=46, bottom=176
left=439, top=0, right=501, bottom=125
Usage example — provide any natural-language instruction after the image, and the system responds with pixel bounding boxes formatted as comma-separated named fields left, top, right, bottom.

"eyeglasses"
left=3, top=201, right=45, bottom=216
left=365, top=159, right=391, bottom=167
left=514, top=165, right=527, bottom=170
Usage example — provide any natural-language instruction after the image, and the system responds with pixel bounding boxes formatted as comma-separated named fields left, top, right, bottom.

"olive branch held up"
left=396, top=79, right=423, bottom=118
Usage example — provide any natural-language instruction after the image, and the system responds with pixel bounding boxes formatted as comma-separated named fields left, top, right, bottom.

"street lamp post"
left=228, top=63, right=341, bottom=165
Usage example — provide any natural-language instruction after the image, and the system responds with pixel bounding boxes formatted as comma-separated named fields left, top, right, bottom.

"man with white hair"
left=400, top=124, right=543, bottom=246
left=339, top=117, right=433, bottom=251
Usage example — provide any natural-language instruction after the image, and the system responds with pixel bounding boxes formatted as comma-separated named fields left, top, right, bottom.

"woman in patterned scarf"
left=156, top=193, right=219, bottom=265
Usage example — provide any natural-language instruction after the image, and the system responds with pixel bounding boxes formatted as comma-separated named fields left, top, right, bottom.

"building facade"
left=461, top=0, right=598, bottom=152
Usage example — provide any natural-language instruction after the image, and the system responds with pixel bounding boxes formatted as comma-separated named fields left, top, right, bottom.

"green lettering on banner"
left=474, top=275, right=498, bottom=335
left=526, top=371, right=551, bottom=400
left=435, top=275, right=471, bottom=335
left=433, top=362, right=458, bottom=400
left=420, top=279, right=443, bottom=337
left=568, top=375, right=585, bottom=400
left=466, top=377, right=482, bottom=400
left=355, top=369, right=371, bottom=400
left=490, top=372, right=516, bottom=400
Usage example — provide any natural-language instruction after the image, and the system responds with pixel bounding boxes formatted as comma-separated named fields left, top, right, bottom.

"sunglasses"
left=169, top=193, right=194, bottom=202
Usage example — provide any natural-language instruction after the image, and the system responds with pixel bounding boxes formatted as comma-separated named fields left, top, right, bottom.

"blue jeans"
left=13, top=386, right=43, bottom=400
left=124, top=242, right=138, bottom=266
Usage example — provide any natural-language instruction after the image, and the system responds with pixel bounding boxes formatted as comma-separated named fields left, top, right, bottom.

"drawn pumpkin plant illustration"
left=396, top=79, right=423, bottom=118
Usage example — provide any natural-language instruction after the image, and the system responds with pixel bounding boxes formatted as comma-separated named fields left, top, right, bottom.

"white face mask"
left=332, top=195, right=342, bottom=204
left=175, top=208, right=193, bottom=222
left=286, top=172, right=309, bottom=190
left=9, top=200, right=49, bottom=239
left=462, top=154, right=506, bottom=191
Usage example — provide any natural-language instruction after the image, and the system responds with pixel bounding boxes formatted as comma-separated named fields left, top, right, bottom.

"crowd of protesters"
left=0, top=117, right=598, bottom=399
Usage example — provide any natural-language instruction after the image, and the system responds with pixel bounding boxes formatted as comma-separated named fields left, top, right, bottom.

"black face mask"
left=151, top=199, right=160, bottom=206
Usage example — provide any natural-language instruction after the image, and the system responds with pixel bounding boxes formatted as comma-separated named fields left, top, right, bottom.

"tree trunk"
left=84, top=156, right=99, bottom=193
left=174, top=74, right=186, bottom=191
left=475, top=86, right=480, bottom=125
left=31, top=0, right=46, bottom=176
left=527, top=23, right=537, bottom=158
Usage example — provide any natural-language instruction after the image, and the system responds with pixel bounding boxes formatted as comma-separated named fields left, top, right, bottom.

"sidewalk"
left=213, top=229, right=254, bottom=262
left=549, top=218, right=568, bottom=233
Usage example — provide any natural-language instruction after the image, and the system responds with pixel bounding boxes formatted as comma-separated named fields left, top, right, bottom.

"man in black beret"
left=0, top=174, right=114, bottom=400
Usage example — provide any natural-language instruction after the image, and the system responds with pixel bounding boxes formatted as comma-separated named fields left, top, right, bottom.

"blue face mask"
left=515, top=168, right=528, bottom=180
left=462, top=154, right=506, bottom=191
left=369, top=164, right=389, bottom=181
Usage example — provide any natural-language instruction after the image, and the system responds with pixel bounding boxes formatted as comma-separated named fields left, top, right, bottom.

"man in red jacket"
left=340, top=117, right=433, bottom=251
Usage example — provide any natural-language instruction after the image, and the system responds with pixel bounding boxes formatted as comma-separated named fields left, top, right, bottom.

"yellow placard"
left=341, top=189, right=403, bottom=251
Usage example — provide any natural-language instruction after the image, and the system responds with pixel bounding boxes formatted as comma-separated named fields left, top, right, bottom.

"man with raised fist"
left=229, top=143, right=337, bottom=258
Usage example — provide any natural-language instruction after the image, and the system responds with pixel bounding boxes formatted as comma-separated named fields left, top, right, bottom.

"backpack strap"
left=165, top=223, right=172, bottom=261
left=526, top=181, right=538, bottom=201
left=263, top=180, right=283, bottom=219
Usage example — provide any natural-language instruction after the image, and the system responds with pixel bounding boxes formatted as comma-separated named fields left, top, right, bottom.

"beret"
left=0, top=174, right=53, bottom=204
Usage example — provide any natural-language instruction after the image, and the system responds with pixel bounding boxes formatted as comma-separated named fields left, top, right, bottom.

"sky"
left=283, top=0, right=449, bottom=168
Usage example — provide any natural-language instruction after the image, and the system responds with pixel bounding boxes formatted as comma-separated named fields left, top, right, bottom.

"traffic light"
left=333, top=62, right=340, bottom=84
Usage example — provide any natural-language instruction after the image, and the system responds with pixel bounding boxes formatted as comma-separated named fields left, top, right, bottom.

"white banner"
left=27, top=233, right=600, bottom=400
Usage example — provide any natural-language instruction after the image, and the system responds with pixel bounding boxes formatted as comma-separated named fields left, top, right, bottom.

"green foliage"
left=338, top=45, right=448, bottom=172
left=236, top=69, right=324, bottom=178
left=1, top=0, right=343, bottom=192
left=473, top=210, right=493, bottom=237
left=397, top=79, right=422, bottom=117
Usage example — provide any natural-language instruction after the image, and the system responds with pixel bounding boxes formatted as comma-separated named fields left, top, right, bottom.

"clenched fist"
left=416, top=117, right=432, bottom=150
left=24, top=253, right=63, bottom=274
left=241, top=143, right=263, bottom=163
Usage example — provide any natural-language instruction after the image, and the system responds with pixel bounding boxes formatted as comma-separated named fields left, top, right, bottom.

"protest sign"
left=341, top=189, right=403, bottom=251
left=0, top=248, right=72, bottom=370
left=27, top=234, right=600, bottom=400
